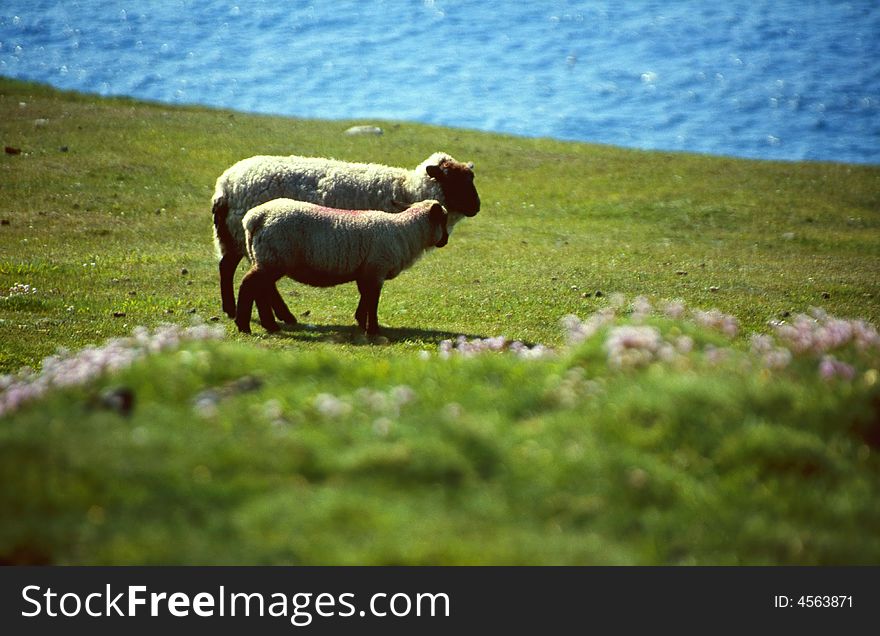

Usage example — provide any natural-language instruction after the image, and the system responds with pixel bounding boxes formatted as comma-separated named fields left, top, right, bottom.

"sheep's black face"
left=426, top=160, right=481, bottom=217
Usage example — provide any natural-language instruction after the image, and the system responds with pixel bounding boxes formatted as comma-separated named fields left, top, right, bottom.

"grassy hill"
left=1, top=77, right=879, bottom=564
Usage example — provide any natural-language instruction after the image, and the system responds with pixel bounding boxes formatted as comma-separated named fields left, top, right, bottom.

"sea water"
left=1, top=0, right=878, bottom=164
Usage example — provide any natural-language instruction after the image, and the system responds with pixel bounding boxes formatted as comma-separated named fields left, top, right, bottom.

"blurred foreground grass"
left=2, top=308, right=879, bottom=564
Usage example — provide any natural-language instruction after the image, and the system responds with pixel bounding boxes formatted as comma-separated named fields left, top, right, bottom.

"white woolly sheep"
left=212, top=152, right=480, bottom=322
left=235, top=199, right=450, bottom=336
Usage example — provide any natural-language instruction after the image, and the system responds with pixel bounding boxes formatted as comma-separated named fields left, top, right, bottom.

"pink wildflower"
left=693, top=309, right=739, bottom=337
left=662, top=300, right=686, bottom=320
left=818, top=356, right=856, bottom=381
left=1, top=324, right=224, bottom=417
left=604, top=325, right=663, bottom=369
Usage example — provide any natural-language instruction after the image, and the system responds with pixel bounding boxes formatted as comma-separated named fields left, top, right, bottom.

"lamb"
left=212, top=152, right=480, bottom=322
left=235, top=199, right=451, bottom=336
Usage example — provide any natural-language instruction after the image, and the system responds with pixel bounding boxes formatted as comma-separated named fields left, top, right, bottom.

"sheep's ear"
left=425, top=164, right=445, bottom=181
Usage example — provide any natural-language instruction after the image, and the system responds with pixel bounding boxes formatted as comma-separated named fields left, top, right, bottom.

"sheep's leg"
left=354, top=280, right=370, bottom=331
left=367, top=283, right=384, bottom=335
left=255, top=293, right=280, bottom=333
left=254, top=270, right=283, bottom=333
left=269, top=285, right=297, bottom=326
left=235, top=266, right=260, bottom=334
left=220, top=251, right=243, bottom=319
left=357, top=279, right=384, bottom=336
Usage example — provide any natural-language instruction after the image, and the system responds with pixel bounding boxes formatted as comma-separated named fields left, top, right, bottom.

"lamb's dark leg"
left=235, top=266, right=260, bottom=333
left=220, top=252, right=243, bottom=319
left=361, top=279, right=384, bottom=336
left=256, top=271, right=283, bottom=333
left=355, top=279, right=370, bottom=331
left=269, top=284, right=297, bottom=326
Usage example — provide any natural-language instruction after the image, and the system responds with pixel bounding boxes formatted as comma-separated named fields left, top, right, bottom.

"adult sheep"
left=212, top=152, right=480, bottom=322
left=235, top=199, right=450, bottom=336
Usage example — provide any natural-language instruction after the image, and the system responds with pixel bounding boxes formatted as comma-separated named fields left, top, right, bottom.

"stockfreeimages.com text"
left=22, top=585, right=450, bottom=626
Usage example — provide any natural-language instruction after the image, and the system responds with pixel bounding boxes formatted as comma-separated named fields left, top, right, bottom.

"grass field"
left=1, top=77, right=879, bottom=564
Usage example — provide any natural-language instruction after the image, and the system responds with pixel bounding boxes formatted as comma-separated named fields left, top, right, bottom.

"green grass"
left=1, top=77, right=879, bottom=564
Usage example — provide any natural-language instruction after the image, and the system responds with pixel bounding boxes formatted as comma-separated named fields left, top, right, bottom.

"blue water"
left=1, top=1, right=879, bottom=164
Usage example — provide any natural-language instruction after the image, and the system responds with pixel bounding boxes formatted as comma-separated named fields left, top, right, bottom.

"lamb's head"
left=422, top=153, right=480, bottom=218
left=419, top=200, right=449, bottom=248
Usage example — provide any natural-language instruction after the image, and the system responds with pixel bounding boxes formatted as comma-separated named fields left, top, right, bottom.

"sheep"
left=235, top=199, right=450, bottom=336
left=212, top=151, right=480, bottom=322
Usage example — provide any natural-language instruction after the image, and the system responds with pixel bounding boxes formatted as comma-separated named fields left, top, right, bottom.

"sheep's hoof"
left=262, top=322, right=281, bottom=333
left=352, top=333, right=369, bottom=345
left=236, top=323, right=252, bottom=334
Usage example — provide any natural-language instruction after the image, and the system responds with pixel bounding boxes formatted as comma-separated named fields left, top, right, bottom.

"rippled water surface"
left=1, top=1, right=878, bottom=163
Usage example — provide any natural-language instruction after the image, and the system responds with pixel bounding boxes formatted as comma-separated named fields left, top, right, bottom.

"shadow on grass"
left=255, top=322, right=492, bottom=346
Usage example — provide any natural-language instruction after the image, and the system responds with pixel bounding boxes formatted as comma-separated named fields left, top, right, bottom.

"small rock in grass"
left=709, top=285, right=720, bottom=292
left=302, top=310, right=311, bottom=317
left=781, top=310, right=791, bottom=318
left=99, top=386, right=135, bottom=416
left=112, top=311, right=126, bottom=318
left=821, top=292, right=831, bottom=299
left=230, top=375, right=263, bottom=394
left=59, top=146, right=69, bottom=153
left=676, top=270, right=688, bottom=276
left=187, top=308, right=197, bottom=314
left=627, top=468, right=649, bottom=490
left=581, top=292, right=591, bottom=298
left=34, top=118, right=49, bottom=127
left=595, top=290, right=604, bottom=297
left=209, top=316, right=220, bottom=322
left=344, top=125, right=383, bottom=136
left=180, top=268, right=188, bottom=276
